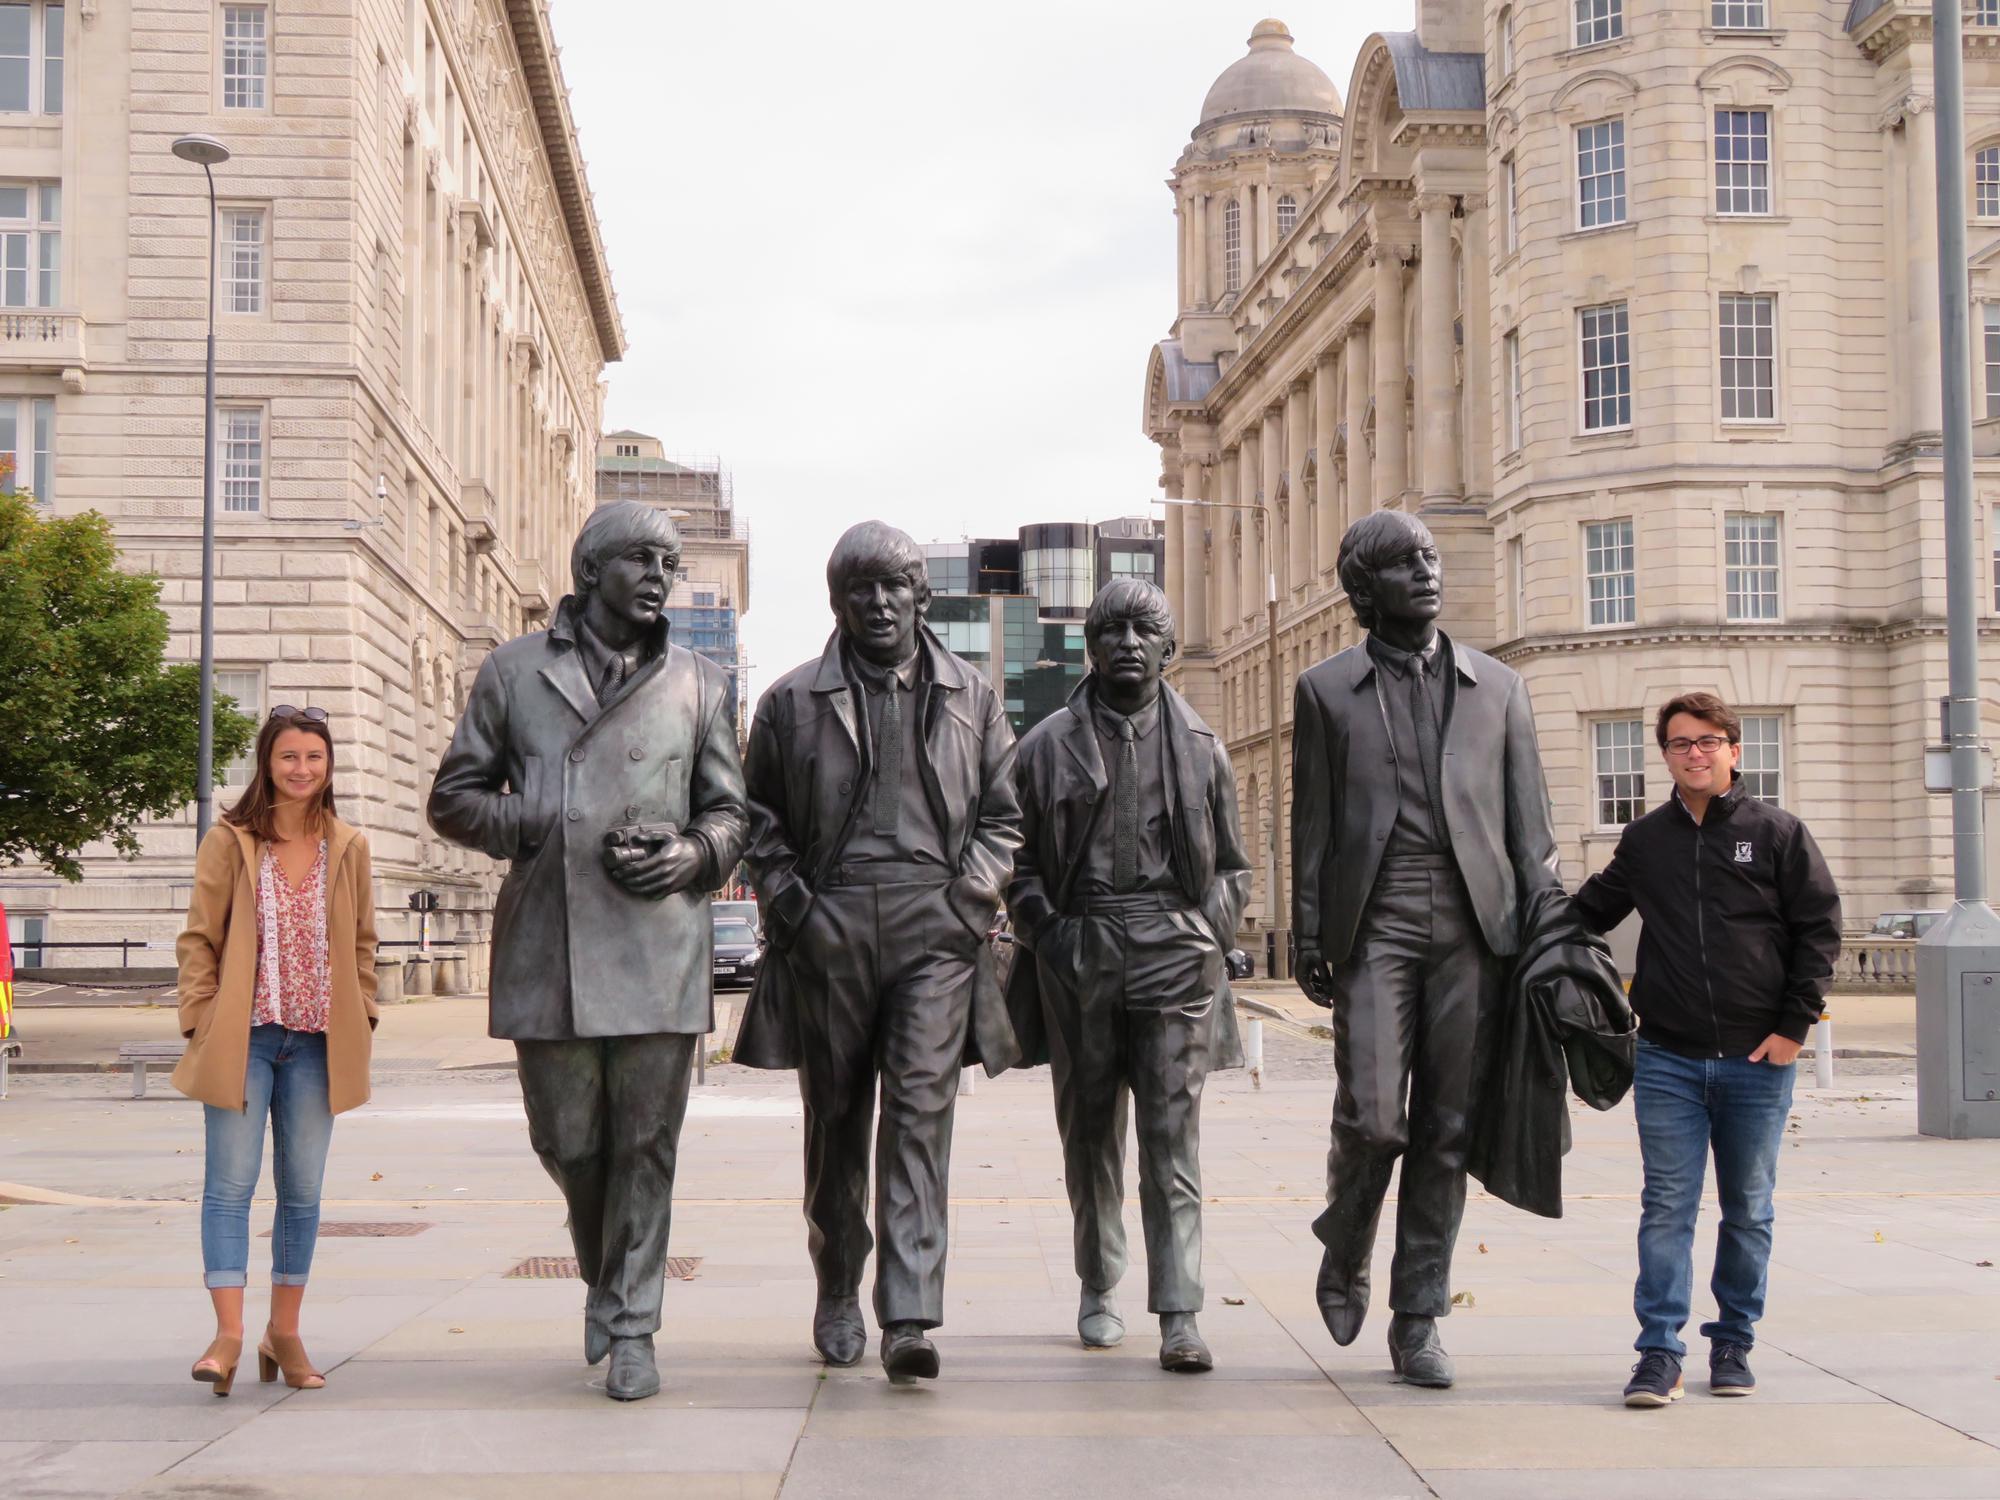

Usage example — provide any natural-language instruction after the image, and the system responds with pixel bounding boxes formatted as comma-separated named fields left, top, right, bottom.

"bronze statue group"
left=426, top=501, right=1833, bottom=1405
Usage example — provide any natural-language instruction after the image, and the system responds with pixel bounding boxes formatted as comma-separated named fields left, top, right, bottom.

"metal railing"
left=6, top=939, right=153, bottom=968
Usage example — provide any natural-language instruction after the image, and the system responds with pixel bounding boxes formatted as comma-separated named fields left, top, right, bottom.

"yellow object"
left=0, top=978, right=11, bottom=1040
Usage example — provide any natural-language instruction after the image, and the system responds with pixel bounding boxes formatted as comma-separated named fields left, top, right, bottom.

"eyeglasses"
left=268, top=705, right=329, bottom=723
left=1663, top=734, right=1732, bottom=757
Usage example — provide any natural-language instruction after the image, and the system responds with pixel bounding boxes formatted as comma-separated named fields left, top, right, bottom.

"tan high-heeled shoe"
left=257, top=1325, right=325, bottom=1390
left=191, top=1335, right=242, bottom=1397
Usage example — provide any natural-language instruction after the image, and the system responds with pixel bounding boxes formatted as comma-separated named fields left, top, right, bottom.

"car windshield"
left=1871, top=914, right=1907, bottom=935
left=714, top=923, right=757, bottom=946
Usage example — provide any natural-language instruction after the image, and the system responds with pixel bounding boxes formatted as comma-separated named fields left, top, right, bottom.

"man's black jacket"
left=1573, top=778, right=1841, bottom=1058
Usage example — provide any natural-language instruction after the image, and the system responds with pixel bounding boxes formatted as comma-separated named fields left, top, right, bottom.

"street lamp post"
left=1159, top=495, right=1286, bottom=978
left=171, top=134, right=230, bottom=843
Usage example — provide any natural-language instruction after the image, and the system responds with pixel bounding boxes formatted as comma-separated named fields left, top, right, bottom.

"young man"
left=428, top=501, right=749, bottom=1402
left=1005, top=578, right=1251, bottom=1373
left=734, top=521, right=1022, bottom=1384
left=1574, top=691, right=1840, bottom=1408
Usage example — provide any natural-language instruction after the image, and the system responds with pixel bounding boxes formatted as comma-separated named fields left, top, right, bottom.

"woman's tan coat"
left=171, top=817, right=379, bottom=1114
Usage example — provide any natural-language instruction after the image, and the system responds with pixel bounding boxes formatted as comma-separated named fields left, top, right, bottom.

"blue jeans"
left=200, top=1025, right=335, bottom=1290
left=1632, top=1038, right=1795, bottom=1356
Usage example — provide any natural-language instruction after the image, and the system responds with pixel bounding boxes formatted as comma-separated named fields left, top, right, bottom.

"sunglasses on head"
left=268, top=705, right=329, bottom=723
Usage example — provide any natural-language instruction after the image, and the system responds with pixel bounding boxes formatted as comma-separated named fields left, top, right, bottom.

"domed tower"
left=1171, top=20, right=1343, bottom=362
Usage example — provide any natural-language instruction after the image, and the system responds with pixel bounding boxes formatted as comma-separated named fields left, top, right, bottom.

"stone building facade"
left=595, top=432, right=751, bottom=742
left=1, top=0, right=621, bottom=954
left=1146, top=7, right=2000, bottom=947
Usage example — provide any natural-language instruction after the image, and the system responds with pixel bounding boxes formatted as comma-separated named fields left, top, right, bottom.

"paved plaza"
left=2, top=991, right=1997, bottom=1499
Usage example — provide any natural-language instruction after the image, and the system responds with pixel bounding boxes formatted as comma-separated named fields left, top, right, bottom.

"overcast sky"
left=556, top=2, right=1412, bottom=700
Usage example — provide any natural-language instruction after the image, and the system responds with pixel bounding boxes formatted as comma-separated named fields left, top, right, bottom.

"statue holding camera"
left=428, top=501, right=749, bottom=1402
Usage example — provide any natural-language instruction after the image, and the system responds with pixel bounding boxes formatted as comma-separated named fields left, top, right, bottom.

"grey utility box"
left=1917, top=900, right=2000, bottom=1138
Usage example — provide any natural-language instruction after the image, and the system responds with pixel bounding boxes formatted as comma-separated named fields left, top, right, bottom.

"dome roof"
left=1198, top=20, right=1342, bottom=126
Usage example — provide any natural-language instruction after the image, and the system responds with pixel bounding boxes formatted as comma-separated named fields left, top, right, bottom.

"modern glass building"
left=923, top=518, right=1164, bottom=736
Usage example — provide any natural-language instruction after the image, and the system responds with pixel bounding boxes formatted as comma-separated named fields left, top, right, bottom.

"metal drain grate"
left=505, top=1255, right=703, bottom=1280
left=260, top=1221, right=432, bottom=1238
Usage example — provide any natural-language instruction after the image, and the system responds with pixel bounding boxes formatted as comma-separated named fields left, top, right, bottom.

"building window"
left=1593, top=719, right=1648, bottom=826
left=1718, top=293, right=1776, bottom=421
left=1715, top=109, right=1772, bottom=215
left=1993, top=504, right=2000, bottom=610
left=1575, top=0, right=1623, bottom=47
left=1275, top=194, right=1298, bottom=241
left=1738, top=714, right=1783, bottom=803
left=1579, top=302, right=1632, bottom=432
left=1585, top=518, right=1636, bottom=626
left=222, top=206, right=265, bottom=314
left=1978, top=147, right=2000, bottom=219
left=1576, top=120, right=1627, bottom=229
left=1712, top=0, right=1767, bottom=25
left=0, top=181, right=58, bottom=308
left=0, top=393, right=52, bottom=501
left=1989, top=307, right=2000, bottom=418
left=220, top=406, right=264, bottom=513
left=1976, top=0, right=2000, bottom=24
left=1499, top=6, right=1515, bottom=74
left=214, top=668, right=262, bottom=786
left=1223, top=199, right=1241, bottom=292
left=0, top=2, right=62, bottom=114
left=1502, top=155, right=1519, bottom=254
left=1504, top=329, right=1524, bottom=451
left=1109, top=550, right=1157, bottom=579
left=1507, top=534, right=1525, bottom=637
left=221, top=4, right=267, bottom=110
left=1724, top=513, right=1780, bottom=621
left=615, top=441, right=638, bottom=457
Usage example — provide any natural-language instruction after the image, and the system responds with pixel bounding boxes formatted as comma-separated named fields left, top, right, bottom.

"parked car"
left=711, top=914, right=762, bottom=992
left=1870, top=910, right=1944, bottom=940
left=1225, top=948, right=1256, bottom=981
left=712, top=899, right=761, bottom=936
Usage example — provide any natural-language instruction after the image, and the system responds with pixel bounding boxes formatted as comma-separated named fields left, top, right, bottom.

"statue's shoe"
left=1387, top=1313, right=1455, bottom=1389
left=1158, top=1313, right=1213, bottom=1374
left=1078, top=1286, right=1124, bottom=1349
left=1316, top=1245, right=1370, bottom=1347
left=880, top=1322, right=940, bottom=1385
left=605, top=1335, right=660, bottom=1401
left=813, top=1295, right=866, bottom=1368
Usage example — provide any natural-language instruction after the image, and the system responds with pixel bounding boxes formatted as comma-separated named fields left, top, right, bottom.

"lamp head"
left=171, top=134, right=231, bottom=167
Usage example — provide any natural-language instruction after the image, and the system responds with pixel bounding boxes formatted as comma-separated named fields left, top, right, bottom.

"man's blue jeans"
left=1632, top=1038, right=1795, bottom=1357
left=200, top=1025, right=335, bottom=1290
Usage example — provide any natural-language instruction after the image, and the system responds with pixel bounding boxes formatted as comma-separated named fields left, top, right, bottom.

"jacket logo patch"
left=1734, top=841, right=1754, bottom=863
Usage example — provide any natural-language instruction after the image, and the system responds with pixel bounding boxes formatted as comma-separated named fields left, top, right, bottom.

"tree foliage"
left=0, top=490, right=255, bottom=880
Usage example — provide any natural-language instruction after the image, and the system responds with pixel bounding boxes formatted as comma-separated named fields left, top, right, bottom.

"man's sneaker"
left=1623, top=1350, right=1684, bottom=1408
left=1708, top=1342, right=1756, bottom=1396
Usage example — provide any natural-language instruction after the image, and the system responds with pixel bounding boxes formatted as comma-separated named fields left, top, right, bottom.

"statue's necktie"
left=873, top=682, right=902, bottom=837
left=1114, top=717, right=1140, bottom=892
left=599, top=651, right=627, bottom=703
left=1409, top=656, right=1448, bottom=846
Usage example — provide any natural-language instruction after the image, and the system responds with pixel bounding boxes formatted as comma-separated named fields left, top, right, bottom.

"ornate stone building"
left=1147, top=7, right=2000, bottom=949
left=1, top=0, right=621, bottom=953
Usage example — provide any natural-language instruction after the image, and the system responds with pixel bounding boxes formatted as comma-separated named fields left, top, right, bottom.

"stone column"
left=1907, top=98, right=1943, bottom=442
left=1176, top=193, right=1190, bottom=310
left=1371, top=245, right=1409, bottom=504
left=1217, top=448, right=1241, bottom=630
left=1285, top=381, right=1310, bottom=592
left=1461, top=193, right=1492, bottom=498
left=1163, top=452, right=1185, bottom=624
left=1312, top=353, right=1340, bottom=575
left=1344, top=322, right=1372, bottom=532
left=1238, top=426, right=1262, bottom=621
left=1246, top=183, right=1260, bottom=276
left=1416, top=193, right=1462, bottom=502
left=1180, top=450, right=1210, bottom=648
left=1260, top=406, right=1284, bottom=593
left=1194, top=193, right=1210, bottom=307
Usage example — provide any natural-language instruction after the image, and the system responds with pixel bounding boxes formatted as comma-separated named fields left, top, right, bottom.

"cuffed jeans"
left=1632, top=1038, right=1796, bottom=1357
left=201, top=1025, right=335, bottom=1290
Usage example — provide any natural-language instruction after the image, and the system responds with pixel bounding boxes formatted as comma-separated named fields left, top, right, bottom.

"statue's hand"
left=1294, top=947, right=1335, bottom=1008
left=606, top=833, right=704, bottom=900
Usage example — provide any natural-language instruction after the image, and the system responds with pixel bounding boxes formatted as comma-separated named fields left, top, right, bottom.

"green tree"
left=0, top=488, right=255, bottom=880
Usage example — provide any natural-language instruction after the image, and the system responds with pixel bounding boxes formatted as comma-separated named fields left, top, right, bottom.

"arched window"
left=1977, top=144, right=2000, bottom=219
left=1276, top=194, right=1298, bottom=240
left=1223, top=199, right=1242, bottom=291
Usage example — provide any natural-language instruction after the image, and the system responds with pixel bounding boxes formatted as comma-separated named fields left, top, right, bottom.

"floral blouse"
left=249, top=839, right=332, bottom=1033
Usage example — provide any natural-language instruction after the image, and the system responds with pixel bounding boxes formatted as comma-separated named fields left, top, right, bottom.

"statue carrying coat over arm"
left=427, top=500, right=748, bottom=1403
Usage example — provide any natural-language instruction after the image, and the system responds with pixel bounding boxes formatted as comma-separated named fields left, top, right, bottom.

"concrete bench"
left=0, top=1039, right=19, bottom=1100
left=117, top=1040, right=185, bottom=1099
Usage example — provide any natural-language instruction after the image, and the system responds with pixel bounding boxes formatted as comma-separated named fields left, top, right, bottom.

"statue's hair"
left=1337, top=511, right=1436, bottom=631
left=826, top=520, right=930, bottom=611
left=1084, top=577, right=1176, bottom=645
left=570, top=501, right=683, bottom=596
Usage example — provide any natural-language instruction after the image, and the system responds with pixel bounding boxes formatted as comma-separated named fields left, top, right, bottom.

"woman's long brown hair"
left=220, top=712, right=338, bottom=842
